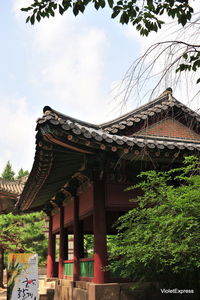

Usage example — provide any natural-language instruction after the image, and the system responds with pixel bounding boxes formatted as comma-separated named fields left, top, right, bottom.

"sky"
left=0, top=0, right=200, bottom=175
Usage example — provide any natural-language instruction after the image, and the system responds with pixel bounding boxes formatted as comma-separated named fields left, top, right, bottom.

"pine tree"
left=1, top=161, right=15, bottom=181
left=17, top=168, right=29, bottom=179
left=0, top=212, right=47, bottom=287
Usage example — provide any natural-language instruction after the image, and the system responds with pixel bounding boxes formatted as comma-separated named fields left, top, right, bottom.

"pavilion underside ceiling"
left=18, top=144, right=85, bottom=211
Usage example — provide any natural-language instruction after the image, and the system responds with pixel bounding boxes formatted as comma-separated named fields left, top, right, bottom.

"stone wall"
left=54, top=280, right=121, bottom=300
left=52, top=280, right=199, bottom=300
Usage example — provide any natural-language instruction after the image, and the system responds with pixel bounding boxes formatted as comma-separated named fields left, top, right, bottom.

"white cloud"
left=11, top=0, right=157, bottom=122
left=0, top=96, right=38, bottom=174
left=31, top=14, right=111, bottom=123
left=11, top=0, right=115, bottom=124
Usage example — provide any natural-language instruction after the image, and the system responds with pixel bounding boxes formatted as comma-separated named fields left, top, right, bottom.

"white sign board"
left=7, top=253, right=38, bottom=300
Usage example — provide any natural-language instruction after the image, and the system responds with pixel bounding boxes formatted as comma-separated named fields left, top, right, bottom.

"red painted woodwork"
left=63, top=228, right=68, bottom=260
left=79, top=221, right=84, bottom=258
left=73, top=196, right=80, bottom=281
left=82, top=215, right=93, bottom=234
left=79, top=258, right=94, bottom=262
left=93, top=172, right=108, bottom=284
left=52, top=212, right=59, bottom=233
left=58, top=206, right=64, bottom=278
left=52, top=182, right=138, bottom=234
left=79, top=185, right=93, bottom=218
left=106, top=183, right=138, bottom=208
left=47, top=215, right=55, bottom=278
left=53, top=201, right=73, bottom=233
left=64, top=201, right=73, bottom=225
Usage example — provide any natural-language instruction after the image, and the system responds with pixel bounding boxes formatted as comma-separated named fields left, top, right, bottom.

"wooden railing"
left=64, top=258, right=94, bottom=278
left=80, top=258, right=94, bottom=278
left=64, top=260, right=74, bottom=276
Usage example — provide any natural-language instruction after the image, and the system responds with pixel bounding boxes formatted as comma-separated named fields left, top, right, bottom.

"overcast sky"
left=0, top=0, right=200, bottom=175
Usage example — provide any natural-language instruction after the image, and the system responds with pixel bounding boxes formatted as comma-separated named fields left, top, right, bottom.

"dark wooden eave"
left=18, top=142, right=86, bottom=211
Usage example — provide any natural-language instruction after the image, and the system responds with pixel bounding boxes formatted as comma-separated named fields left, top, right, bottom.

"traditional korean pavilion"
left=17, top=89, right=200, bottom=296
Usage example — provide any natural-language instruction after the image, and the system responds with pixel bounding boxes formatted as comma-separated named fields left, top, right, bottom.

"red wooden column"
left=73, top=196, right=80, bottom=281
left=79, top=221, right=84, bottom=259
left=63, top=228, right=68, bottom=261
left=93, top=171, right=108, bottom=283
left=58, top=205, right=65, bottom=278
left=47, top=215, right=55, bottom=278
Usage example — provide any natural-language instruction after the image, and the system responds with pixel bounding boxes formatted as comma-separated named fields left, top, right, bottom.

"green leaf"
left=49, top=8, right=55, bottom=17
left=120, top=12, right=129, bottom=24
left=73, top=4, right=79, bottom=16
left=59, top=4, right=65, bottom=15
left=111, top=10, right=120, bottom=18
left=196, top=78, right=200, bottom=84
left=21, top=7, right=33, bottom=12
left=26, top=16, right=30, bottom=23
left=99, top=0, right=106, bottom=8
left=30, top=13, right=35, bottom=24
left=94, top=1, right=100, bottom=10
left=136, top=24, right=141, bottom=31
left=179, top=15, right=187, bottom=26
left=182, top=53, right=188, bottom=60
left=78, top=2, right=85, bottom=13
left=36, top=13, right=41, bottom=22
left=108, top=0, right=113, bottom=8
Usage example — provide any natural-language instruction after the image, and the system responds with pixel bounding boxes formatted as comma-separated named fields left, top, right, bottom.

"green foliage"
left=176, top=51, right=200, bottom=83
left=84, top=235, right=94, bottom=257
left=108, top=156, right=200, bottom=288
left=21, top=1, right=193, bottom=36
left=1, top=161, right=15, bottom=181
left=16, top=168, right=29, bottom=179
left=1, top=162, right=29, bottom=181
left=0, top=212, right=47, bottom=266
left=84, top=234, right=119, bottom=258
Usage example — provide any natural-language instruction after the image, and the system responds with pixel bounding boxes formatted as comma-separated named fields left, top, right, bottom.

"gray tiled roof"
left=39, top=116, right=200, bottom=151
left=100, top=95, right=200, bottom=133
left=0, top=178, right=27, bottom=196
left=37, top=92, right=200, bottom=152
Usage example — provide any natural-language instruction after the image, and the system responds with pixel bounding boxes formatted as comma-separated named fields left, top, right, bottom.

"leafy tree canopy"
left=108, top=156, right=200, bottom=289
left=22, top=1, right=193, bottom=36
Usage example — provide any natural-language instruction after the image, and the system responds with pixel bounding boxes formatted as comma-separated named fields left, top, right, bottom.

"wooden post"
left=0, top=247, right=4, bottom=288
left=73, top=196, right=81, bottom=281
left=63, top=228, right=68, bottom=261
left=79, top=221, right=84, bottom=259
left=93, top=171, right=108, bottom=283
left=47, top=215, right=55, bottom=278
left=58, top=205, right=64, bottom=279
